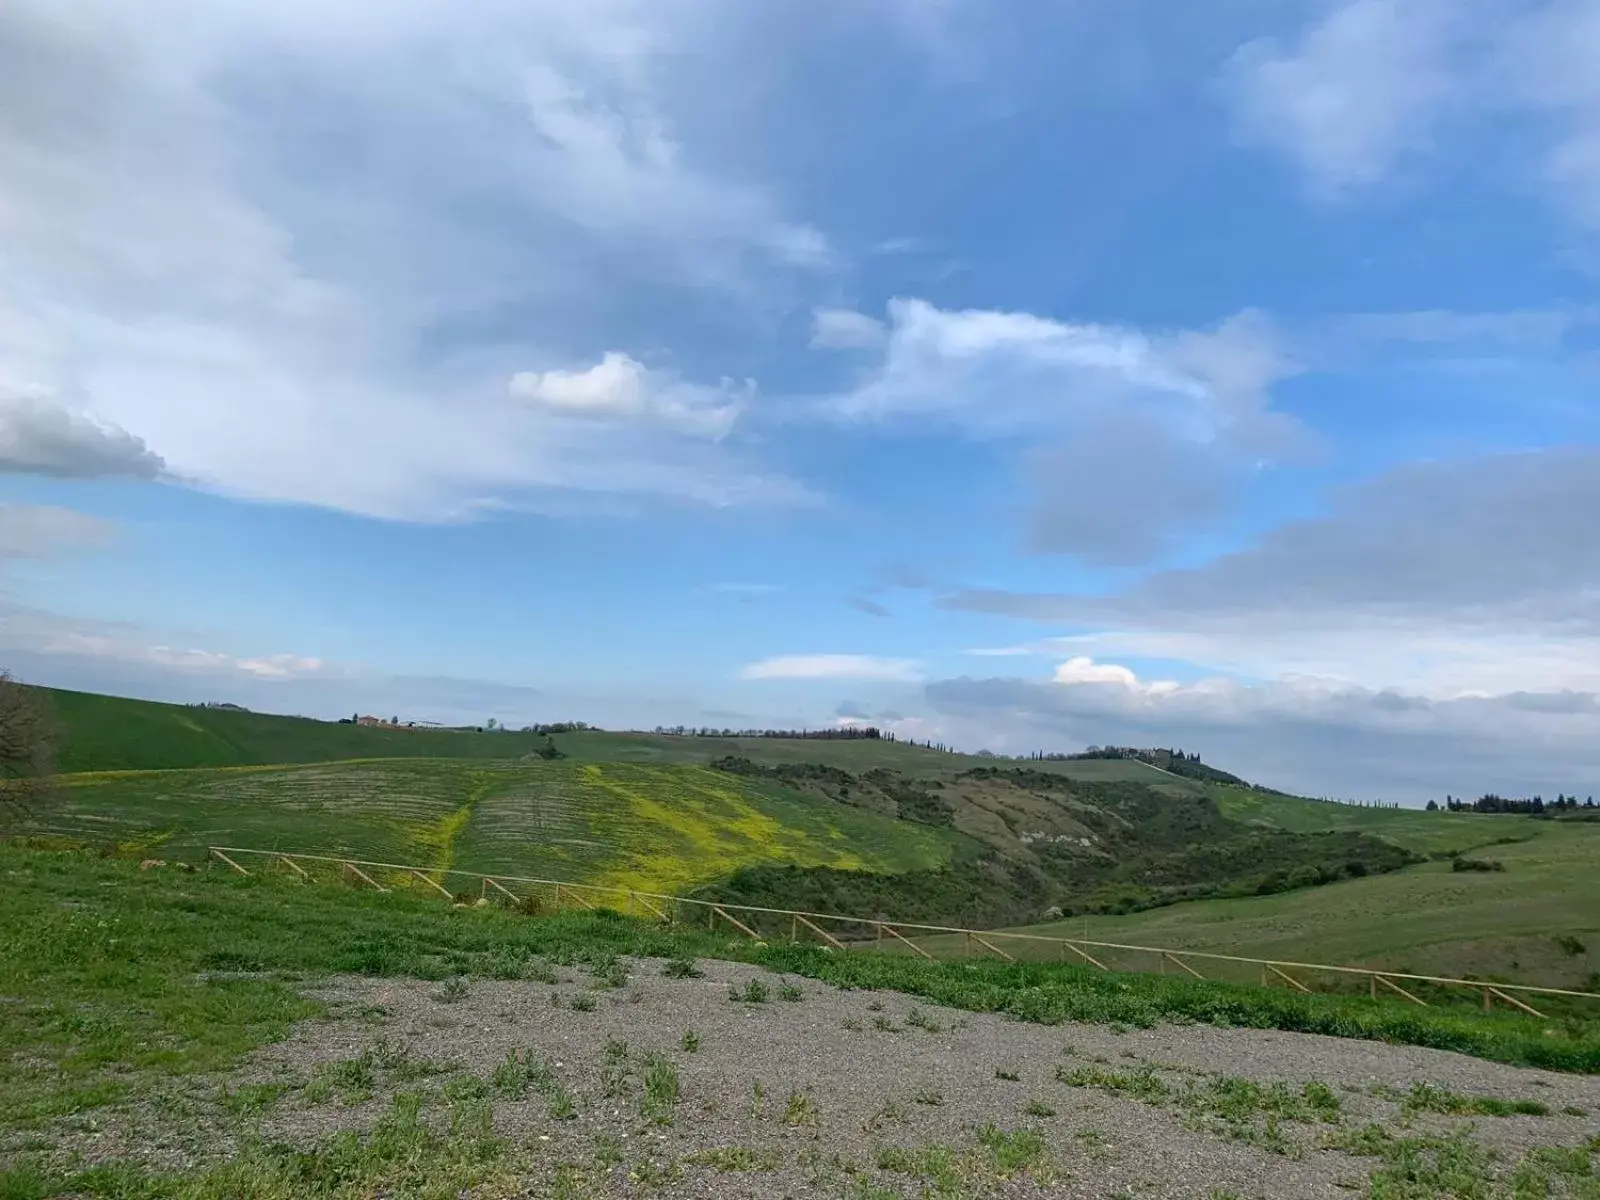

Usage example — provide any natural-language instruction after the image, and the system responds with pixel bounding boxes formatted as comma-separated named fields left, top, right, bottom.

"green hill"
left=37, top=685, right=1210, bottom=780
left=42, top=687, right=572, bottom=772
left=899, top=808, right=1600, bottom=992
left=39, top=758, right=968, bottom=896
left=693, top=764, right=1420, bottom=931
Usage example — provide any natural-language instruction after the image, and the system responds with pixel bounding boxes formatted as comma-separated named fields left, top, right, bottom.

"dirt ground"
left=21, top=956, right=1600, bottom=1198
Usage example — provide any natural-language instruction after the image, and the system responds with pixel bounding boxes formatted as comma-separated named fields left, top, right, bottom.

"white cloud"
left=1504, top=0, right=1600, bottom=230
left=1051, top=655, right=1179, bottom=695
left=0, top=0, right=826, bottom=519
left=42, top=636, right=329, bottom=682
left=510, top=352, right=747, bottom=439
left=811, top=308, right=887, bottom=350
left=739, top=654, right=924, bottom=682
left=823, top=299, right=1299, bottom=443
left=1225, top=0, right=1468, bottom=194
left=1226, top=0, right=1600, bottom=230
left=0, top=504, right=116, bottom=558
left=813, top=298, right=1304, bottom=563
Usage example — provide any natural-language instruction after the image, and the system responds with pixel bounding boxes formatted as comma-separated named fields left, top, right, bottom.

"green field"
left=40, top=685, right=1201, bottom=781
left=905, top=820, right=1600, bottom=991
left=1212, top=784, right=1529, bottom=856
left=37, top=759, right=967, bottom=896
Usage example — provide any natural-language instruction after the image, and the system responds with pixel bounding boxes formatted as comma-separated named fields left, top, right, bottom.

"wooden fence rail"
left=207, top=846, right=1600, bottom=1019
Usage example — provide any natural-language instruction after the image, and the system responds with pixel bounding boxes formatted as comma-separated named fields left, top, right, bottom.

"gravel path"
left=28, top=956, right=1600, bottom=1198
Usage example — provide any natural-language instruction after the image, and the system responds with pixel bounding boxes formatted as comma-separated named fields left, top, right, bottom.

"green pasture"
left=903, top=822, right=1600, bottom=991
left=36, top=759, right=966, bottom=895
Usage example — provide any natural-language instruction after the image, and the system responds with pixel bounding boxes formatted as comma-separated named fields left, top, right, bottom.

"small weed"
left=221, top=1081, right=291, bottom=1116
left=305, top=1055, right=376, bottom=1105
left=1302, top=1081, right=1341, bottom=1119
left=593, top=1131, right=625, bottom=1169
left=995, top=1067, right=1020, bottom=1081
left=976, top=1123, right=1048, bottom=1177
left=642, top=1054, right=680, bottom=1125
left=591, top=960, right=629, bottom=989
left=490, top=1049, right=539, bottom=1100
left=1057, top=1064, right=1172, bottom=1104
left=783, top=1088, right=819, bottom=1126
left=681, top=1029, right=701, bottom=1053
left=601, top=1040, right=632, bottom=1098
left=777, top=980, right=804, bottom=1002
left=866, top=999, right=884, bottom=1012
left=906, top=1006, right=942, bottom=1033
left=912, top=1086, right=944, bottom=1106
left=841, top=1018, right=862, bottom=1032
left=1554, top=934, right=1587, bottom=957
left=876, top=1144, right=963, bottom=1192
left=567, top=992, right=597, bottom=1012
left=748, top=1078, right=767, bottom=1120
left=729, top=978, right=769, bottom=1004
left=552, top=1166, right=586, bottom=1200
left=1403, top=1082, right=1550, bottom=1117
left=1074, top=1127, right=1113, bottom=1157
left=662, top=957, right=703, bottom=979
left=685, top=1145, right=780, bottom=1171
left=523, top=957, right=559, bottom=984
left=1563, top=1105, right=1588, bottom=1117
left=548, top=1084, right=578, bottom=1121
left=435, top=976, right=469, bottom=1004
left=872, top=1016, right=899, bottom=1033
left=1023, top=1098, right=1057, bottom=1117
left=442, top=1073, right=490, bottom=1102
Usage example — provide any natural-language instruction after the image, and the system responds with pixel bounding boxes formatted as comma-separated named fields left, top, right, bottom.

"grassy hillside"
left=43, top=687, right=569, bottom=772
left=695, top=765, right=1420, bottom=931
left=39, top=684, right=1209, bottom=782
left=1212, top=784, right=1531, bottom=856
left=904, top=821, right=1600, bottom=992
left=33, top=759, right=968, bottom=895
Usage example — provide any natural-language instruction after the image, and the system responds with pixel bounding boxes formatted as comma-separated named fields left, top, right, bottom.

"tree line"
left=652, top=725, right=887, bottom=742
left=1430, top=793, right=1597, bottom=814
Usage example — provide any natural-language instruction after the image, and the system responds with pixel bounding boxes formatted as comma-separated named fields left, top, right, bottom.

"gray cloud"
left=923, top=672, right=1600, bottom=803
left=847, top=594, right=892, bottom=618
left=0, top=394, right=164, bottom=480
left=1024, top=414, right=1235, bottom=564
left=950, top=445, right=1600, bottom=631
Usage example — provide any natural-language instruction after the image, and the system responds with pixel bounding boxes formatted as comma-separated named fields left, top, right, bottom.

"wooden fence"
left=206, top=846, right=1599, bottom=1019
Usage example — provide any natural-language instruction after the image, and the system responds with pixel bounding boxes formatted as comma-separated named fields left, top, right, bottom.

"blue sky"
left=3, top=0, right=1600, bottom=801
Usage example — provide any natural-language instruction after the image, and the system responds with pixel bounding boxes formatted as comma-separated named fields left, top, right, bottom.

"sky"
left=3, top=0, right=1600, bottom=804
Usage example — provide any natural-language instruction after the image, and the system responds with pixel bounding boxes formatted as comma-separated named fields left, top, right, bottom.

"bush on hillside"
left=1452, top=857, right=1506, bottom=873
